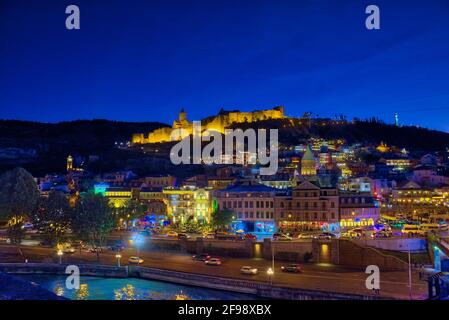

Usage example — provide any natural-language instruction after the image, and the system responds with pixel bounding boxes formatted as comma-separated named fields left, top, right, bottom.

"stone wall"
left=353, top=238, right=427, bottom=252
left=336, top=240, right=408, bottom=271
left=134, top=266, right=384, bottom=300
left=262, top=239, right=313, bottom=262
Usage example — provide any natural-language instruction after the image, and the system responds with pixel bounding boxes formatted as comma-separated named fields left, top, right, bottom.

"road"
left=0, top=243, right=427, bottom=300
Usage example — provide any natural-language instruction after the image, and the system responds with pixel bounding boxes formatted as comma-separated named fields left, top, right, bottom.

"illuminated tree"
left=31, top=191, right=72, bottom=246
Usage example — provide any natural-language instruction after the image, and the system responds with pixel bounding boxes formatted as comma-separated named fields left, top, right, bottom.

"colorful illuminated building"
left=339, top=192, right=380, bottom=228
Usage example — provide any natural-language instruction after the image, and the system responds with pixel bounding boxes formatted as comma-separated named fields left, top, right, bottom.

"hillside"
left=0, top=118, right=448, bottom=176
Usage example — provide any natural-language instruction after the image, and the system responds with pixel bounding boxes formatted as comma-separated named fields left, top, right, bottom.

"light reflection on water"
left=18, top=275, right=257, bottom=300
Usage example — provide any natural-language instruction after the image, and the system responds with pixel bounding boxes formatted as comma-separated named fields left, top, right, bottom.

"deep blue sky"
left=1, top=0, right=448, bottom=131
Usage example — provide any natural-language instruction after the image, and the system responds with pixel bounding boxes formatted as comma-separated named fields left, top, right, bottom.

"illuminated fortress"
left=132, top=106, right=285, bottom=144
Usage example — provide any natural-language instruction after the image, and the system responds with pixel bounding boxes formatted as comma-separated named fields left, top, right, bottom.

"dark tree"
left=0, top=168, right=39, bottom=250
left=71, top=192, right=114, bottom=261
left=211, top=209, right=234, bottom=231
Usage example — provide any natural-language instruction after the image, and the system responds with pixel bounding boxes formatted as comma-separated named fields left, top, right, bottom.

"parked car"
left=166, top=231, right=178, bottom=238
left=203, top=233, right=215, bottom=239
left=109, top=243, right=126, bottom=251
left=372, top=230, right=392, bottom=238
left=315, top=232, right=336, bottom=239
left=192, top=253, right=211, bottom=261
left=178, top=233, right=190, bottom=240
left=420, top=223, right=441, bottom=233
left=281, top=264, right=302, bottom=273
left=58, top=243, right=76, bottom=254
left=240, top=266, right=258, bottom=275
left=273, top=233, right=292, bottom=241
left=128, top=256, right=144, bottom=264
left=244, top=233, right=257, bottom=240
left=342, top=228, right=363, bottom=238
left=205, top=258, right=222, bottom=266
left=297, top=233, right=314, bottom=239
left=402, top=224, right=425, bottom=236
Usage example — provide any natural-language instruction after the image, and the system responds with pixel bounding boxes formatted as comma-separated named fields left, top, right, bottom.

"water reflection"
left=76, top=284, right=89, bottom=300
left=18, top=275, right=256, bottom=300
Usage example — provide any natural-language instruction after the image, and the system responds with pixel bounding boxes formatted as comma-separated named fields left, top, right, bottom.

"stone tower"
left=67, top=155, right=73, bottom=172
left=179, top=108, right=186, bottom=122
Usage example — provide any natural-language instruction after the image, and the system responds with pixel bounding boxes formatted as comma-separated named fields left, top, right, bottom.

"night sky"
left=1, top=0, right=448, bottom=131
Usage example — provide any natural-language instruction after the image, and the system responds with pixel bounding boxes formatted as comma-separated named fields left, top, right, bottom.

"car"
left=192, top=253, right=211, bottom=261
left=273, top=233, right=292, bottom=241
left=205, top=258, right=222, bottom=266
left=166, top=231, right=178, bottom=237
left=62, top=247, right=76, bottom=254
left=315, top=233, right=336, bottom=239
left=240, top=266, right=258, bottom=275
left=297, top=233, right=314, bottom=239
left=58, top=243, right=76, bottom=254
left=281, top=264, right=302, bottom=273
left=402, top=224, right=425, bottom=236
left=88, top=247, right=103, bottom=253
left=244, top=233, right=257, bottom=240
left=203, top=233, right=215, bottom=239
left=342, top=228, right=363, bottom=238
left=420, top=223, right=441, bottom=233
left=109, top=243, right=126, bottom=251
left=372, top=230, right=392, bottom=238
left=178, top=233, right=190, bottom=240
left=128, top=256, right=144, bottom=264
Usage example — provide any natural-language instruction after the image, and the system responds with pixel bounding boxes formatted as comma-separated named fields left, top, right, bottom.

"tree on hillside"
left=31, top=191, right=72, bottom=246
left=71, top=192, right=114, bottom=261
left=0, top=168, right=39, bottom=250
left=210, top=209, right=234, bottom=232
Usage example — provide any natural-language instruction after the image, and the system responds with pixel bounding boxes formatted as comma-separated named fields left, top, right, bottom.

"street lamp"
left=57, top=249, right=63, bottom=264
left=115, top=253, right=122, bottom=267
left=267, top=267, right=274, bottom=285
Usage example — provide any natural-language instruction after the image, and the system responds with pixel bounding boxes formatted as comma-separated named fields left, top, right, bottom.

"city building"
left=339, top=192, right=380, bottom=228
left=215, top=182, right=277, bottom=235
left=274, top=180, right=339, bottom=233
left=163, top=187, right=212, bottom=224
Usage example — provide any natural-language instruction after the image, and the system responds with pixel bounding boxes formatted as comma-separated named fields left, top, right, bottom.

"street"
left=0, top=243, right=427, bottom=300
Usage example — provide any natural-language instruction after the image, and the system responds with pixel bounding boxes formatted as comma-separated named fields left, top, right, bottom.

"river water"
left=16, top=274, right=258, bottom=300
